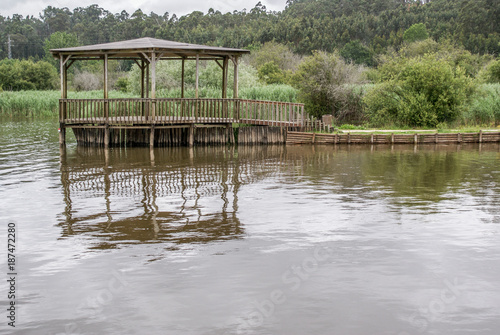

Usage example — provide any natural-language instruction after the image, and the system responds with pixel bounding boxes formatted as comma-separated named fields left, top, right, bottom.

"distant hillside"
left=0, top=0, right=498, bottom=60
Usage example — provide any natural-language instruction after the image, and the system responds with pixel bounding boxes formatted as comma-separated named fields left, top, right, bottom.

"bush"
left=115, top=76, right=129, bottom=92
left=483, top=59, right=500, bottom=83
left=291, top=50, right=367, bottom=121
left=364, top=55, right=474, bottom=128
left=258, top=61, right=287, bottom=84
left=0, top=59, right=58, bottom=91
left=72, top=71, right=101, bottom=91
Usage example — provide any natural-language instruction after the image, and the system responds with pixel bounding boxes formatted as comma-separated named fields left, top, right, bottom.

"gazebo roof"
left=50, top=37, right=250, bottom=60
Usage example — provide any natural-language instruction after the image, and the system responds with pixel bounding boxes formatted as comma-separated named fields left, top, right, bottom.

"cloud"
left=0, top=0, right=286, bottom=18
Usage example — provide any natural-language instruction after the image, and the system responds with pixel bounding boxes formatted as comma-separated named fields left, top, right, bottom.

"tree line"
left=1, top=0, right=499, bottom=60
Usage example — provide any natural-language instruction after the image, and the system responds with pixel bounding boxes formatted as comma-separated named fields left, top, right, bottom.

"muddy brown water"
left=1, top=119, right=500, bottom=335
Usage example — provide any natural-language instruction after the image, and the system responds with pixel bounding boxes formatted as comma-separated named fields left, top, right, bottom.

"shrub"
left=115, top=76, right=129, bottom=92
left=364, top=55, right=474, bottom=128
left=72, top=71, right=101, bottom=91
left=258, top=61, right=287, bottom=84
left=291, top=50, right=367, bottom=121
left=483, top=59, right=500, bottom=83
left=0, top=59, right=58, bottom=91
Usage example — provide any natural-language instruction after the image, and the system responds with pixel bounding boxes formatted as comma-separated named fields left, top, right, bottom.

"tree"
left=340, top=40, right=374, bottom=66
left=292, top=51, right=366, bottom=121
left=0, top=59, right=57, bottom=90
left=403, top=23, right=429, bottom=43
left=43, top=31, right=79, bottom=67
left=258, top=62, right=286, bottom=84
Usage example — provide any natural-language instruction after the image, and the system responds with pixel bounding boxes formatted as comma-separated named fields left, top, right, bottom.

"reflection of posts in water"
left=59, top=145, right=66, bottom=163
left=58, top=147, right=287, bottom=246
left=149, top=147, right=155, bottom=166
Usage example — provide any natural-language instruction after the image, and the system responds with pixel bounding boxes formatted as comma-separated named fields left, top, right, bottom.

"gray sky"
left=1, top=0, right=287, bottom=18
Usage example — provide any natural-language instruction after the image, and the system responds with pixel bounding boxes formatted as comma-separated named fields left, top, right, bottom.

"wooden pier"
left=51, top=38, right=319, bottom=147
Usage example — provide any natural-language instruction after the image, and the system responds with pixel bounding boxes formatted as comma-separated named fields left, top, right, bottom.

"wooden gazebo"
left=51, top=37, right=307, bottom=147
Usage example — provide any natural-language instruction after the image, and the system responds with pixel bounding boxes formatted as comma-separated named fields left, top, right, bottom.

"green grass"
left=0, top=90, right=135, bottom=117
left=0, top=86, right=299, bottom=118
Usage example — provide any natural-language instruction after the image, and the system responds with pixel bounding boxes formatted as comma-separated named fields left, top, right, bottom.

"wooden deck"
left=60, top=98, right=308, bottom=127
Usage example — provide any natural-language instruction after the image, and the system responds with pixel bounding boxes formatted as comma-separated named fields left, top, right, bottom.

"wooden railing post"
left=235, top=99, right=240, bottom=122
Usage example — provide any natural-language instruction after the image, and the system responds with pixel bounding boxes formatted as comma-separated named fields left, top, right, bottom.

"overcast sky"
left=1, top=0, right=287, bottom=18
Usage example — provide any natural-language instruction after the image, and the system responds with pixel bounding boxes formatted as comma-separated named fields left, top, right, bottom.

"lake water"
left=1, top=119, right=499, bottom=335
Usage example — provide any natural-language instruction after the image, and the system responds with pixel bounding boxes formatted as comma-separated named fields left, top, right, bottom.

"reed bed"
left=1, top=85, right=298, bottom=118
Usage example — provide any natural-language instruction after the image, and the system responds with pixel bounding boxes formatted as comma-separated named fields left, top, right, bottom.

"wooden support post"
left=140, top=59, right=145, bottom=98
left=414, top=133, right=418, bottom=144
left=435, top=132, right=439, bottom=143
left=59, top=54, right=69, bottom=146
left=391, top=133, right=394, bottom=144
left=226, top=123, right=234, bottom=145
left=104, top=126, right=110, bottom=147
left=150, top=127, right=155, bottom=148
left=188, top=124, right=194, bottom=147
left=195, top=54, right=199, bottom=99
left=233, top=56, right=239, bottom=99
left=146, top=62, right=150, bottom=98
left=458, top=133, right=462, bottom=143
left=479, top=130, right=483, bottom=143
left=223, top=57, right=229, bottom=99
left=181, top=58, right=185, bottom=98
left=151, top=51, right=157, bottom=123
left=103, top=54, right=109, bottom=142
left=370, top=133, right=374, bottom=144
left=59, top=126, right=66, bottom=146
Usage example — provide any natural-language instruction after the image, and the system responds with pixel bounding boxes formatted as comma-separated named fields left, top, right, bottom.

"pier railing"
left=60, top=98, right=309, bottom=127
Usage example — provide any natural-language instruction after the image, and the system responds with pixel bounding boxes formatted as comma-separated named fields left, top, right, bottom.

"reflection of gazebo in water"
left=58, top=146, right=283, bottom=249
left=51, top=38, right=309, bottom=147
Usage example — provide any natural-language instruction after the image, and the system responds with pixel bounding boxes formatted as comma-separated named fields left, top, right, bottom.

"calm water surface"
left=1, top=120, right=499, bottom=335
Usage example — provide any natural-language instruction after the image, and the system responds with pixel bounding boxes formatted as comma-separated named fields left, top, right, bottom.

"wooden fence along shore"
left=286, top=130, right=500, bottom=145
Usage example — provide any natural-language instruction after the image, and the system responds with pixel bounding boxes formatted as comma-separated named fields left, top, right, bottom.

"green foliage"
left=337, top=124, right=366, bottom=130
left=240, top=84, right=298, bottom=102
left=258, top=62, right=287, bottom=84
left=292, top=50, right=366, bottom=121
left=0, top=59, right=58, bottom=91
left=403, top=23, right=429, bottom=44
left=364, top=55, right=474, bottom=128
left=340, top=40, right=374, bottom=66
left=43, top=32, right=79, bottom=64
left=128, top=59, right=259, bottom=96
left=1, top=0, right=500, bottom=62
left=482, top=59, right=500, bottom=83
left=115, top=77, right=129, bottom=92
left=248, top=42, right=302, bottom=71
left=377, top=39, right=492, bottom=79
left=463, top=84, right=500, bottom=125
left=0, top=90, right=135, bottom=117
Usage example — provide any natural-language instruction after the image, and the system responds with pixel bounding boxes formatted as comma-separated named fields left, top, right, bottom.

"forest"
left=0, top=0, right=499, bottom=128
